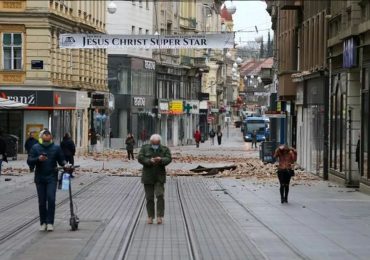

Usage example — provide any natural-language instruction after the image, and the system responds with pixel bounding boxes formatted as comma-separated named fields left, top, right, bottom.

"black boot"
left=284, top=186, right=289, bottom=203
left=280, top=186, right=284, bottom=203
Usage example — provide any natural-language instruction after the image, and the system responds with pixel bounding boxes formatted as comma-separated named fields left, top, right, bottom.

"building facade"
left=106, top=0, right=154, bottom=144
left=0, top=0, right=108, bottom=153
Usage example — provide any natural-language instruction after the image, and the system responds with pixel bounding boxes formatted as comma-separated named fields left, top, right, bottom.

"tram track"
left=176, top=178, right=198, bottom=260
left=215, top=180, right=308, bottom=260
left=0, top=175, right=106, bottom=245
left=0, top=194, right=38, bottom=214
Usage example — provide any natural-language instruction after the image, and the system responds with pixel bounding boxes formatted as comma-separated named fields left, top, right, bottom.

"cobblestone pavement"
left=1, top=127, right=370, bottom=259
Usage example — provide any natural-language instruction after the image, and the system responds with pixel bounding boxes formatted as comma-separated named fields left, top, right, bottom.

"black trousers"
left=217, top=137, right=222, bottom=145
left=127, top=149, right=134, bottom=160
left=277, top=169, right=292, bottom=200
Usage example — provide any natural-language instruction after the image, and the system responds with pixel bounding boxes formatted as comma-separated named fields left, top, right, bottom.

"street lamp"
left=224, top=1, right=237, bottom=15
left=225, top=51, right=232, bottom=59
left=233, top=62, right=238, bottom=69
left=232, top=67, right=237, bottom=73
left=154, top=31, right=160, bottom=36
left=107, top=1, right=117, bottom=14
left=236, top=57, right=243, bottom=65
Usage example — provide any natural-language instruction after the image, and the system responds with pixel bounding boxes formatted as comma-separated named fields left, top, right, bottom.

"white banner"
left=59, top=33, right=234, bottom=49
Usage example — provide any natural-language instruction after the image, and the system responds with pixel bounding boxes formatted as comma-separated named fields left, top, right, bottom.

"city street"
left=1, top=126, right=370, bottom=260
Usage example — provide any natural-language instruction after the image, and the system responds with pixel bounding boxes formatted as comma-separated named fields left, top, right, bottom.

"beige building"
left=0, top=0, right=108, bottom=153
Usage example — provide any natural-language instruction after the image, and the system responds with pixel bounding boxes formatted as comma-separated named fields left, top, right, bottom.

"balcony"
left=180, top=17, right=197, bottom=30
left=180, top=56, right=193, bottom=67
left=279, top=0, right=302, bottom=10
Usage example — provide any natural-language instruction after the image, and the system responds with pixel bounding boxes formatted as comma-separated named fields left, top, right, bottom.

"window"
left=131, top=26, right=135, bottom=35
left=3, top=33, right=22, bottom=70
left=139, top=27, right=142, bottom=35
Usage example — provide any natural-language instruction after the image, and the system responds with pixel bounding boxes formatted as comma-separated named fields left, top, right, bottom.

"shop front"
left=0, top=88, right=83, bottom=153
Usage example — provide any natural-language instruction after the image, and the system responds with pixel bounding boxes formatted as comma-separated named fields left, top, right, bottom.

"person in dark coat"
left=138, top=134, right=172, bottom=225
left=27, top=130, right=65, bottom=232
left=125, top=133, right=136, bottom=160
left=89, top=128, right=97, bottom=153
left=25, top=131, right=38, bottom=154
left=356, top=136, right=360, bottom=171
left=209, top=129, right=216, bottom=145
left=60, top=133, right=76, bottom=165
left=251, top=130, right=257, bottom=149
left=0, top=129, right=7, bottom=176
left=217, top=129, right=223, bottom=145
left=25, top=131, right=39, bottom=172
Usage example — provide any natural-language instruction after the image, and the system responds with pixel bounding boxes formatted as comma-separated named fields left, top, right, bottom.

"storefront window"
left=0, top=110, right=23, bottom=152
left=330, top=74, right=347, bottom=172
left=118, top=69, right=129, bottom=94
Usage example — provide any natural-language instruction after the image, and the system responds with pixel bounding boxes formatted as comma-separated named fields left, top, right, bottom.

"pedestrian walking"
left=0, top=129, right=7, bottom=176
left=138, top=134, right=172, bottom=225
left=125, top=133, right=136, bottom=160
left=27, top=130, right=66, bottom=232
left=89, top=128, right=97, bottom=153
left=251, top=130, right=257, bottom=149
left=209, top=129, right=216, bottom=145
left=356, top=135, right=360, bottom=171
left=25, top=131, right=38, bottom=172
left=217, top=128, right=223, bottom=145
left=61, top=133, right=76, bottom=165
left=274, top=145, right=297, bottom=204
left=194, top=129, right=201, bottom=148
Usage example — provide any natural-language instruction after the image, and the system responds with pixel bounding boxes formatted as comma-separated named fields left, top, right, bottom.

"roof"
left=239, top=57, right=273, bottom=76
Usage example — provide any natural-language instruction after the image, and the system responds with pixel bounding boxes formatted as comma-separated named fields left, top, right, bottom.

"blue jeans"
left=36, top=179, right=57, bottom=225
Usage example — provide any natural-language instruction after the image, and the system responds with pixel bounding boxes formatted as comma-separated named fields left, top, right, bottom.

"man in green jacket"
left=138, top=134, right=172, bottom=224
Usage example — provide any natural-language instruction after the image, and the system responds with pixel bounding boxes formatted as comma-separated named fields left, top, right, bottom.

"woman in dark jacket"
left=125, top=133, right=136, bottom=160
left=60, top=133, right=76, bottom=165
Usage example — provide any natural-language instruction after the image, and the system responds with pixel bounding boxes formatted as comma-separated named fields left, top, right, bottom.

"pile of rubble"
left=169, top=158, right=321, bottom=184
left=76, top=167, right=140, bottom=177
left=82, top=150, right=128, bottom=161
left=0, top=167, right=29, bottom=176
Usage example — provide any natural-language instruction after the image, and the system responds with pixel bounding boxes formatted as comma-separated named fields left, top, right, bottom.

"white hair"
left=150, top=134, right=162, bottom=142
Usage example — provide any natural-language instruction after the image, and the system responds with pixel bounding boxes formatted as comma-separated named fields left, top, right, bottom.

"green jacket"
left=138, top=144, right=172, bottom=184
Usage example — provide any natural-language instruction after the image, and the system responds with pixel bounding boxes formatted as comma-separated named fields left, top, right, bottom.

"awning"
left=0, top=97, right=28, bottom=109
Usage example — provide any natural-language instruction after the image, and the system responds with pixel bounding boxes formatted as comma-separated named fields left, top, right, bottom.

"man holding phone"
left=27, top=130, right=66, bottom=232
left=138, top=134, right=172, bottom=225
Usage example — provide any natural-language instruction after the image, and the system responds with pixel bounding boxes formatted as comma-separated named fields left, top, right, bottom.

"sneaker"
left=39, top=224, right=47, bottom=231
left=157, top=217, right=163, bottom=225
left=147, top=217, right=153, bottom=224
left=47, top=224, right=54, bottom=232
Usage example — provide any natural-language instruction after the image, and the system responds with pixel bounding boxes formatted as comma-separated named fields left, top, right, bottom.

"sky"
left=232, top=1, right=272, bottom=45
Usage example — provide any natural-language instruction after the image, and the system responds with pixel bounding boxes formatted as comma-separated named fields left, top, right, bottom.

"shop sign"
left=198, top=92, right=210, bottom=101
left=76, top=91, right=90, bottom=109
left=144, top=60, right=156, bottom=70
left=169, top=100, right=183, bottom=115
left=199, top=100, right=208, bottom=110
left=184, top=100, right=199, bottom=114
left=133, top=97, right=146, bottom=107
left=0, top=91, right=36, bottom=105
left=159, top=101, right=169, bottom=114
